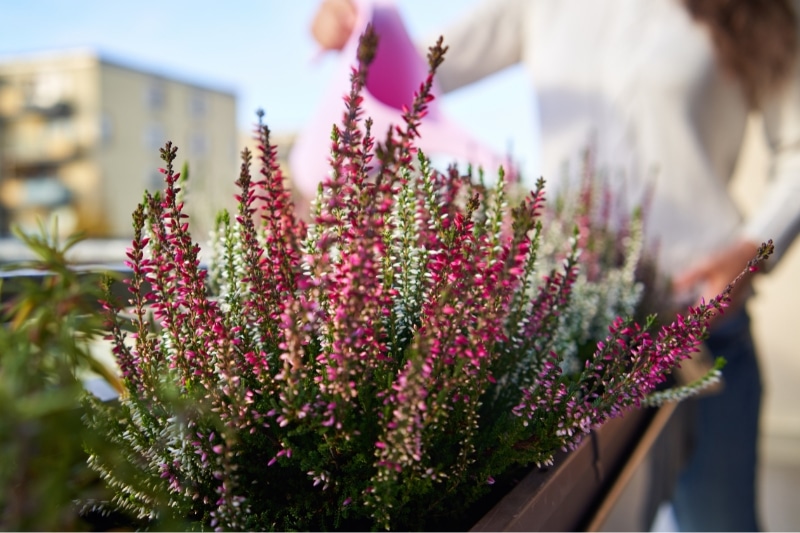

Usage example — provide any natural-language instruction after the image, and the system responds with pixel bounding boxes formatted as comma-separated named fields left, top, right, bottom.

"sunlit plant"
left=83, top=27, right=771, bottom=531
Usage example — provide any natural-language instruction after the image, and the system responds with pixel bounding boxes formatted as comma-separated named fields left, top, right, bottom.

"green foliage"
left=0, top=221, right=122, bottom=530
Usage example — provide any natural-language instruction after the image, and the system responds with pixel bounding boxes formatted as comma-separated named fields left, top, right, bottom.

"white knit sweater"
left=432, top=0, right=800, bottom=276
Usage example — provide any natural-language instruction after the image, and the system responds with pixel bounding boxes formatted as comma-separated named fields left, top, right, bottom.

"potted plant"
left=17, top=27, right=764, bottom=531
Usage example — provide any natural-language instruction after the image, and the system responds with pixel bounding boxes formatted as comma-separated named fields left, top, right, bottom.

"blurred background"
left=0, top=1, right=797, bottom=530
left=0, top=0, right=536, bottom=239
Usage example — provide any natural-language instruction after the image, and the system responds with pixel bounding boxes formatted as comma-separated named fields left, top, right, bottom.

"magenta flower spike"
left=87, top=24, right=774, bottom=532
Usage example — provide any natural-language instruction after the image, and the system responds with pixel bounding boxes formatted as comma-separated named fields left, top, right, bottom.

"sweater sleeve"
left=741, top=45, right=800, bottom=266
left=423, top=0, right=531, bottom=94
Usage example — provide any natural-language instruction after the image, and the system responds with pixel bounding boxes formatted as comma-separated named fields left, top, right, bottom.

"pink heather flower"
left=89, top=17, right=777, bottom=529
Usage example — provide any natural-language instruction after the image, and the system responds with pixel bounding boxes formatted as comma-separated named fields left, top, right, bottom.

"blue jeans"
left=672, top=308, right=762, bottom=531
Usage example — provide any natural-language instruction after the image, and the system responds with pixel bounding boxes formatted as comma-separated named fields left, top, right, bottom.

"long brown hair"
left=685, top=0, right=798, bottom=107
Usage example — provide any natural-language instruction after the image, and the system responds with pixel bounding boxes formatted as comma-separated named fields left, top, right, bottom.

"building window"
left=27, top=176, right=72, bottom=206
left=146, top=169, right=164, bottom=191
left=47, top=117, right=76, bottom=140
left=146, top=80, right=166, bottom=110
left=100, top=112, right=113, bottom=145
left=144, top=123, right=165, bottom=150
left=0, top=176, right=71, bottom=208
left=190, top=131, right=208, bottom=157
left=22, top=72, right=72, bottom=110
left=189, top=90, right=207, bottom=118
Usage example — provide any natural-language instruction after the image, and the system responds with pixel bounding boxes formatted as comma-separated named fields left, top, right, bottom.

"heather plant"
left=524, top=153, right=645, bottom=376
left=83, top=27, right=773, bottom=531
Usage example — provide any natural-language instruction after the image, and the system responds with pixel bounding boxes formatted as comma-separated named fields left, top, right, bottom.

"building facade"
left=0, top=49, right=238, bottom=238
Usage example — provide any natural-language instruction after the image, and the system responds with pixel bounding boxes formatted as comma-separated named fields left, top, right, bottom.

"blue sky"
left=0, top=0, right=539, bottom=178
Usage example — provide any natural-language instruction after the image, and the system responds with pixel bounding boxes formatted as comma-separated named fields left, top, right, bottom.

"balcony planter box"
left=469, top=402, right=690, bottom=532
left=2, top=266, right=692, bottom=532
left=2, top=259, right=695, bottom=533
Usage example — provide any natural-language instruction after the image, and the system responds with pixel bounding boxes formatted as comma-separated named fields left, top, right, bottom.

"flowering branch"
left=84, top=26, right=775, bottom=532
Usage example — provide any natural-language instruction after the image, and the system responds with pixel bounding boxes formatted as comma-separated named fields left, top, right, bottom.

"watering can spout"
left=289, top=0, right=514, bottom=200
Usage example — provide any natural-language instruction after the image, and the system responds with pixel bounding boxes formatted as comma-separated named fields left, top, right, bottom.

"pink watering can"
left=289, top=0, right=513, bottom=200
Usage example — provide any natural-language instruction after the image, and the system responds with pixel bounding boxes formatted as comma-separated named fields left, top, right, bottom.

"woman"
left=311, top=1, right=800, bottom=530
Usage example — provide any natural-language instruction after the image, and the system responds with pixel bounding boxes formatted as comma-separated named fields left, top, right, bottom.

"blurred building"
left=0, top=49, right=238, bottom=238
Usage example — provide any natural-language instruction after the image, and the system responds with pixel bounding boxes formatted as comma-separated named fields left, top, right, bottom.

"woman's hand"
left=672, top=239, right=761, bottom=323
left=311, top=0, right=357, bottom=51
